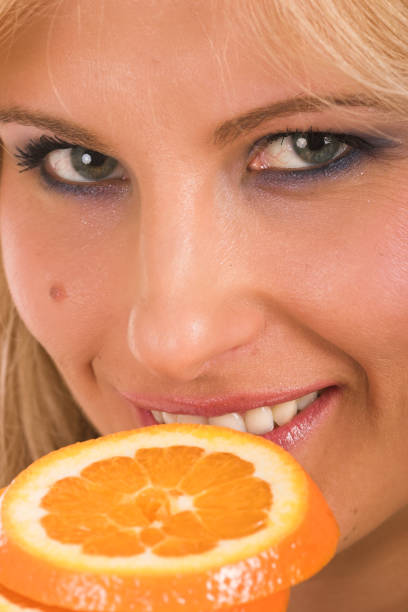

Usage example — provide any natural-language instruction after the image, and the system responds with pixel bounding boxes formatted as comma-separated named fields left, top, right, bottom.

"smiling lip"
left=119, top=382, right=334, bottom=418
left=263, top=386, right=339, bottom=449
left=119, top=384, right=340, bottom=451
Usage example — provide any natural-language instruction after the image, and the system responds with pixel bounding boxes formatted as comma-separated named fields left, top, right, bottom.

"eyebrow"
left=0, top=106, right=111, bottom=152
left=214, top=93, right=382, bottom=145
left=0, top=94, right=381, bottom=152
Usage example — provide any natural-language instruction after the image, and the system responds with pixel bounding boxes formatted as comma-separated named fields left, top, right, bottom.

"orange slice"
left=0, top=582, right=289, bottom=612
left=0, top=424, right=339, bottom=611
left=226, top=590, right=290, bottom=612
left=0, top=581, right=69, bottom=612
left=0, top=581, right=290, bottom=612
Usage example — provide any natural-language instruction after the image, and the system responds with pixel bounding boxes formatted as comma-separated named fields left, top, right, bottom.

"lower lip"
left=125, top=386, right=340, bottom=452
left=262, top=385, right=339, bottom=450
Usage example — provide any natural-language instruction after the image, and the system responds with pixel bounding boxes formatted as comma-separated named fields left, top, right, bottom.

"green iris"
left=71, top=147, right=118, bottom=180
left=292, top=133, right=342, bottom=165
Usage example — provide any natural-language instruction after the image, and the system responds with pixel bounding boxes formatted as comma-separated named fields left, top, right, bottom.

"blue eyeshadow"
left=39, top=165, right=129, bottom=200
left=245, top=147, right=366, bottom=192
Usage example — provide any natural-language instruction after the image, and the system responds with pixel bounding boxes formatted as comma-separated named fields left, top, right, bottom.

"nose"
left=128, top=297, right=265, bottom=382
left=127, top=173, right=265, bottom=382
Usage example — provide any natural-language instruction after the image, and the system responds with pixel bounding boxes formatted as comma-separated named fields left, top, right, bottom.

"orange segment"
left=198, top=508, right=268, bottom=538
left=82, top=527, right=145, bottom=557
left=162, top=509, right=212, bottom=539
left=139, top=526, right=165, bottom=547
left=195, top=475, right=272, bottom=509
left=0, top=424, right=339, bottom=611
left=180, top=451, right=255, bottom=494
left=40, top=512, right=111, bottom=545
left=40, top=476, right=119, bottom=515
left=108, top=500, right=149, bottom=528
left=135, top=445, right=204, bottom=487
left=81, top=456, right=148, bottom=493
left=153, top=535, right=216, bottom=557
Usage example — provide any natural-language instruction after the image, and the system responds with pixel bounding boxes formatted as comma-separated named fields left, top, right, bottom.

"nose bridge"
left=138, top=167, right=219, bottom=305
left=127, top=166, right=264, bottom=381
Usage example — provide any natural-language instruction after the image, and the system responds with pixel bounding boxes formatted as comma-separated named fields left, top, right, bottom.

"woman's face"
left=0, top=0, right=407, bottom=556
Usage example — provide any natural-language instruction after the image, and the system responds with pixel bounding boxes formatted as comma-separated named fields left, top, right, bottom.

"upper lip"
left=119, top=383, right=333, bottom=418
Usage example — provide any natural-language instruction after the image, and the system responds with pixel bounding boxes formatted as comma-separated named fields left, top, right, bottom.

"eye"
left=44, top=147, right=125, bottom=183
left=247, top=131, right=350, bottom=172
left=15, top=135, right=128, bottom=187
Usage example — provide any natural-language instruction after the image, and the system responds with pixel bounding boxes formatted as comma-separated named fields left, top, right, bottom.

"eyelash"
left=15, top=135, right=72, bottom=171
left=14, top=130, right=383, bottom=197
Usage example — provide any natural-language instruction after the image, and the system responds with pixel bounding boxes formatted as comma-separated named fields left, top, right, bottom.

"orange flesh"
left=39, top=448, right=272, bottom=557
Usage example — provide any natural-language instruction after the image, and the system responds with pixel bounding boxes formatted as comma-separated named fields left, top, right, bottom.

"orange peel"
left=0, top=580, right=290, bottom=612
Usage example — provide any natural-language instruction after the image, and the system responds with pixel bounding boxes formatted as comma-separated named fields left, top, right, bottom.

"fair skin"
left=0, top=1, right=407, bottom=610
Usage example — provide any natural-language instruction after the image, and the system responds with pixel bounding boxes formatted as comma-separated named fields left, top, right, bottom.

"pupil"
left=305, top=133, right=326, bottom=151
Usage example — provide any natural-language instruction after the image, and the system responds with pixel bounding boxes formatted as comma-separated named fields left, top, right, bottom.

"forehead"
left=0, top=0, right=353, bottom=144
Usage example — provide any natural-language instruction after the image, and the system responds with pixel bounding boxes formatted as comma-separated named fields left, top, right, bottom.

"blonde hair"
left=0, top=0, right=99, bottom=488
left=0, top=0, right=408, bottom=486
left=241, top=0, right=408, bottom=118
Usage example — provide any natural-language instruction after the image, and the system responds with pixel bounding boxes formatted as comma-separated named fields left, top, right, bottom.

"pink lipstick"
left=119, top=384, right=340, bottom=451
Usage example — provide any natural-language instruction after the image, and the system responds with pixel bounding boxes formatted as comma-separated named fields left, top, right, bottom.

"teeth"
left=162, top=412, right=177, bottom=424
left=244, top=406, right=275, bottom=435
left=297, top=391, right=318, bottom=410
left=151, top=390, right=321, bottom=434
left=177, top=414, right=207, bottom=424
left=271, top=400, right=298, bottom=426
left=208, top=412, right=246, bottom=432
left=152, top=410, right=164, bottom=424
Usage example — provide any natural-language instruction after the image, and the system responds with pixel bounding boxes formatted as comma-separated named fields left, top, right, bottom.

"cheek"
left=0, top=192, right=125, bottom=365
left=261, top=187, right=408, bottom=367
left=320, top=201, right=408, bottom=363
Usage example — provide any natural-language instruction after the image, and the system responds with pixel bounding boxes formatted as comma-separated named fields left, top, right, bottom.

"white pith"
left=151, top=391, right=320, bottom=435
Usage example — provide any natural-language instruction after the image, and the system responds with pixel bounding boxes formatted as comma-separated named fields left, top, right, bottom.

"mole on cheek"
left=49, top=284, right=67, bottom=301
